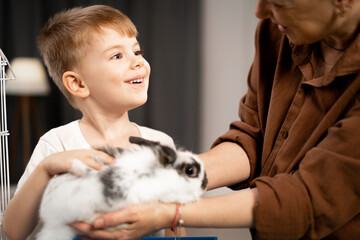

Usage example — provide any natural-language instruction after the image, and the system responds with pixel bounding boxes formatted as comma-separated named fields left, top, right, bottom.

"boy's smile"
left=125, top=74, right=146, bottom=86
left=74, top=26, right=150, bottom=113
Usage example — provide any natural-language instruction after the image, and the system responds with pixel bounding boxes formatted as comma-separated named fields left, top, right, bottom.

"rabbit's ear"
left=129, top=136, right=160, bottom=147
left=158, top=145, right=177, bottom=165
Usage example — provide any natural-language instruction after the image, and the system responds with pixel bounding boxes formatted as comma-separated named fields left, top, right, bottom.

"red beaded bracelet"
left=171, top=204, right=180, bottom=232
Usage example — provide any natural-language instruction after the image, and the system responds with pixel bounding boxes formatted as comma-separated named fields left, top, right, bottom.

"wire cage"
left=0, top=49, right=14, bottom=240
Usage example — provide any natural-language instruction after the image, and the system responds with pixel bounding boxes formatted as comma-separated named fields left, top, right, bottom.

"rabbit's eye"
left=185, top=166, right=194, bottom=175
left=176, top=159, right=201, bottom=178
left=184, top=164, right=199, bottom=178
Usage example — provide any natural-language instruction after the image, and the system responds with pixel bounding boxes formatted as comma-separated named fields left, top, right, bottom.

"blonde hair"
left=37, top=5, right=138, bottom=106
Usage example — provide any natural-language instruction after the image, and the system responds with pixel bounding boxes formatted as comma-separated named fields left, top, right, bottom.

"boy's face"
left=75, top=26, right=150, bottom=112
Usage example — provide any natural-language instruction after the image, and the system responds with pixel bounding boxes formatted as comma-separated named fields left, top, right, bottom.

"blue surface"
left=75, top=237, right=218, bottom=240
left=142, top=238, right=218, bottom=240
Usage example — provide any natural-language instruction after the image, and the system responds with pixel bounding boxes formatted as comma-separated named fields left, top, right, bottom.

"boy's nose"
left=254, top=0, right=272, bottom=20
left=130, top=56, right=144, bottom=69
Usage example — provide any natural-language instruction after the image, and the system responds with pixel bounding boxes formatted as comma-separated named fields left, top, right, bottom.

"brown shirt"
left=213, top=19, right=360, bottom=239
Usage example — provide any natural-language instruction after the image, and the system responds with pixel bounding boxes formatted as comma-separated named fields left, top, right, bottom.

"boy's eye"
left=134, top=50, right=143, bottom=56
left=111, top=53, right=122, bottom=59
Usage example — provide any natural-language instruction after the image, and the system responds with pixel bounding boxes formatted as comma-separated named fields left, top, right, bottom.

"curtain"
left=0, top=0, right=200, bottom=182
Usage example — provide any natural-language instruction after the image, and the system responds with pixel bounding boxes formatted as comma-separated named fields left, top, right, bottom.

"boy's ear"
left=62, top=71, right=90, bottom=98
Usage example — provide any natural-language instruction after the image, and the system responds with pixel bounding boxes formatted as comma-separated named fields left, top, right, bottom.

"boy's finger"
left=93, top=150, right=115, bottom=164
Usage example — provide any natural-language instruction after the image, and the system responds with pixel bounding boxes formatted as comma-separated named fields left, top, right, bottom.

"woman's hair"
left=37, top=5, right=138, bottom=104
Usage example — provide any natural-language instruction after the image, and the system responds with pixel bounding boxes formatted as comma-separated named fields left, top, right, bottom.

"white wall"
left=188, top=0, right=259, bottom=239
left=200, top=0, right=258, bottom=151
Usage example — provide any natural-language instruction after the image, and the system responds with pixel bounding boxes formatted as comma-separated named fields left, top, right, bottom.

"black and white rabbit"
left=37, top=137, right=208, bottom=240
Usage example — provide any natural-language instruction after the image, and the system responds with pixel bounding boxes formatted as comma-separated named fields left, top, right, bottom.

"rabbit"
left=36, top=136, right=208, bottom=240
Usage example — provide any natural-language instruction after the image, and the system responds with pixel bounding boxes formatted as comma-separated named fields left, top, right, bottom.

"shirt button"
left=281, top=131, right=288, bottom=139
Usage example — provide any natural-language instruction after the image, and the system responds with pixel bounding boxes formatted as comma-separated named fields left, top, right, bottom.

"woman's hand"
left=72, top=202, right=175, bottom=240
left=40, top=149, right=115, bottom=177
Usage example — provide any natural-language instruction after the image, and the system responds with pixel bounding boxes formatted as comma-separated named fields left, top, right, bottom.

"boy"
left=4, top=5, right=179, bottom=239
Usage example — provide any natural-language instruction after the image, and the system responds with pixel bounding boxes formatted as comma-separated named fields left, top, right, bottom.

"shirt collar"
left=290, top=32, right=360, bottom=87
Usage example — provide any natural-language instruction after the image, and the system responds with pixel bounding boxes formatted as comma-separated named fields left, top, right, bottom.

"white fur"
left=37, top=142, right=207, bottom=240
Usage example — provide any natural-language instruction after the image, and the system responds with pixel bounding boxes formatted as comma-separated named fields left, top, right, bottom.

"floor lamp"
left=6, top=57, right=50, bottom=181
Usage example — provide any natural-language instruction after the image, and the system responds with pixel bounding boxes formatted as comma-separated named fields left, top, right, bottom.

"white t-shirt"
left=16, top=120, right=174, bottom=239
left=16, top=120, right=175, bottom=192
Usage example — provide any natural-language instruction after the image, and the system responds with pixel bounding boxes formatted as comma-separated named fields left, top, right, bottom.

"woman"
left=74, top=0, right=360, bottom=239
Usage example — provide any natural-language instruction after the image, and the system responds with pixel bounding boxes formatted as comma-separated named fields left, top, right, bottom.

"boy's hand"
left=40, top=149, right=115, bottom=177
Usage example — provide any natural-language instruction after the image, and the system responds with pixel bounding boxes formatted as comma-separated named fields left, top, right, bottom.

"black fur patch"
left=100, top=166, right=124, bottom=204
left=201, top=173, right=208, bottom=190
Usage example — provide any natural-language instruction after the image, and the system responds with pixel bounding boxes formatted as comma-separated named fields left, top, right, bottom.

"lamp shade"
left=6, top=57, right=50, bottom=96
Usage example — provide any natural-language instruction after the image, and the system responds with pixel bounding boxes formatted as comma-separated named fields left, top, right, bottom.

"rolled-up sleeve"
left=252, top=100, right=360, bottom=238
left=212, top=19, right=281, bottom=189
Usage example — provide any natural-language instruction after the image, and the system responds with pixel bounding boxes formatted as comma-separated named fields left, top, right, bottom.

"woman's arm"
left=3, top=149, right=114, bottom=240
left=199, top=141, right=250, bottom=190
left=181, top=188, right=257, bottom=228
left=73, top=187, right=257, bottom=240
